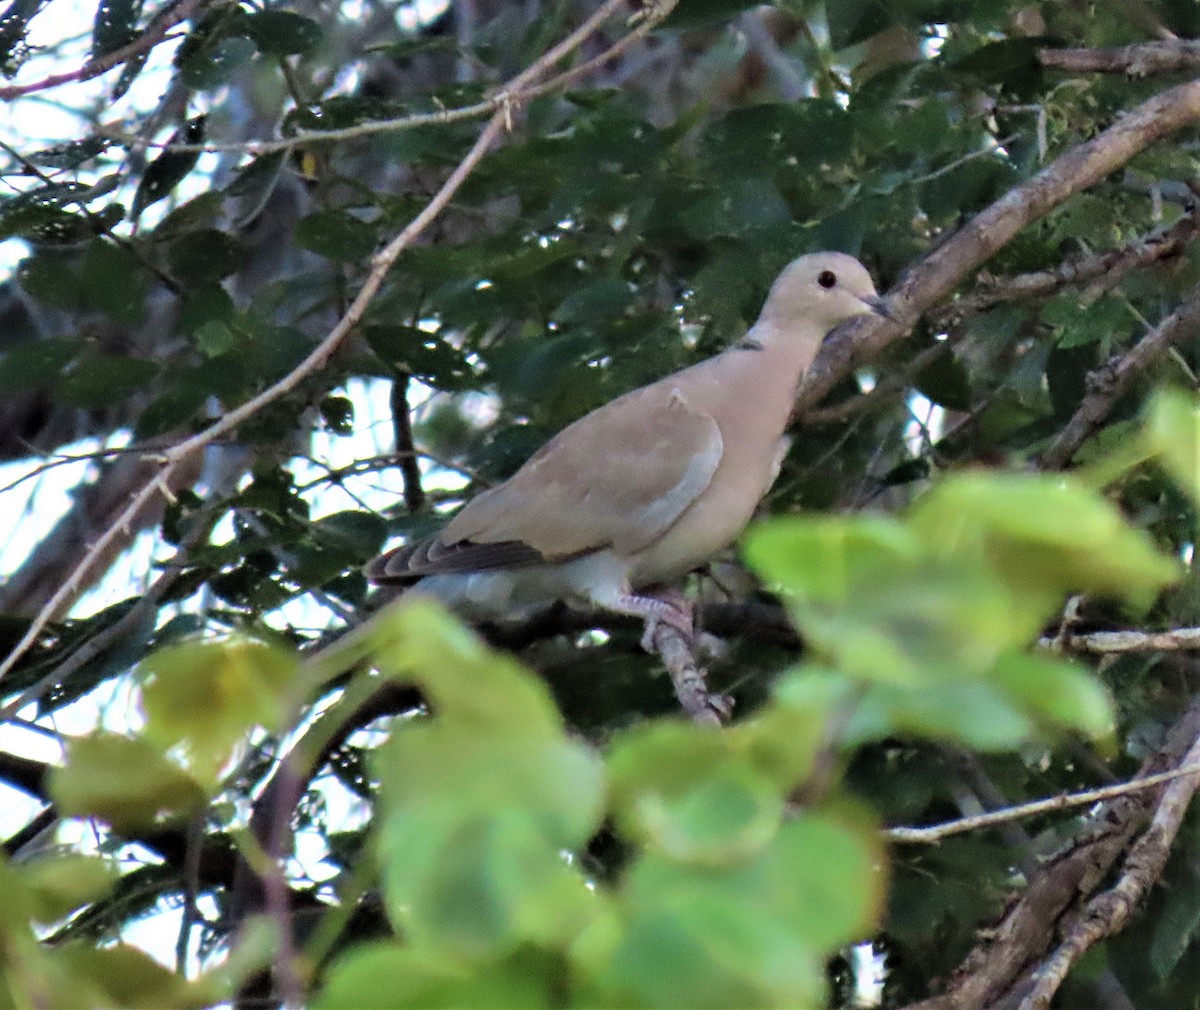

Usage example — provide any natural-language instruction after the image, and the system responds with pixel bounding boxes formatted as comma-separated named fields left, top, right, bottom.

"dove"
left=366, top=251, right=887, bottom=640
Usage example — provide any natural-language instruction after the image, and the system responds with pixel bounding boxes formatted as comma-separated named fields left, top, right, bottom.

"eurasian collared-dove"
left=367, top=251, right=886, bottom=637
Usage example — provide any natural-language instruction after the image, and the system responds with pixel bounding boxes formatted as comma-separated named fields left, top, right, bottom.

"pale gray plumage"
left=367, top=252, right=886, bottom=634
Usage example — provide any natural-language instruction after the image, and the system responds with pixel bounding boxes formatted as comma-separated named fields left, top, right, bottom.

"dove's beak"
left=861, top=294, right=892, bottom=319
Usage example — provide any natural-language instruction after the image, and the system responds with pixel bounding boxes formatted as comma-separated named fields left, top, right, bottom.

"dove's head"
left=760, top=251, right=888, bottom=333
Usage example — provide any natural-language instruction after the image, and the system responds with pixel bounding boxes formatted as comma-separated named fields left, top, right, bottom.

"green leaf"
left=296, top=210, right=378, bottom=261
left=19, top=854, right=118, bottom=925
left=607, top=723, right=783, bottom=864
left=319, top=394, right=355, bottom=434
left=681, top=177, right=791, bottom=240
left=826, top=0, right=892, bottom=49
left=131, top=117, right=206, bottom=220
left=0, top=0, right=50, bottom=72
left=915, top=348, right=972, bottom=411
left=378, top=806, right=599, bottom=957
left=609, top=813, right=882, bottom=1008
left=55, top=354, right=158, bottom=408
left=92, top=0, right=142, bottom=59
left=178, top=32, right=255, bottom=91
left=847, top=681, right=1036, bottom=750
left=56, top=943, right=218, bottom=1010
left=370, top=601, right=605, bottom=956
left=226, top=150, right=287, bottom=224
left=310, top=510, right=387, bottom=558
left=908, top=472, right=1180, bottom=602
left=368, top=599, right=565, bottom=735
left=1150, top=883, right=1200, bottom=981
left=140, top=636, right=298, bottom=783
left=50, top=733, right=207, bottom=830
left=315, top=944, right=553, bottom=1009
left=744, top=515, right=920, bottom=604
left=244, top=10, right=322, bottom=55
left=167, top=228, right=242, bottom=285
left=16, top=251, right=81, bottom=309
left=990, top=651, right=1115, bottom=740
left=79, top=239, right=150, bottom=324
left=27, top=137, right=109, bottom=169
left=551, top=277, right=634, bottom=327
left=0, top=337, right=78, bottom=391
left=1145, top=389, right=1200, bottom=506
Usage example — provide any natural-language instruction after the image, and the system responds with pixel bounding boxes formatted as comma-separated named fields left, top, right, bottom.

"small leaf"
left=79, top=239, right=149, bottom=323
left=140, top=636, right=298, bottom=782
left=56, top=354, right=158, bottom=408
left=50, top=733, right=207, bottom=829
left=131, top=116, right=206, bottom=220
left=244, top=9, right=322, bottom=55
left=607, top=723, right=783, bottom=864
left=1150, top=882, right=1200, bottom=980
left=226, top=150, right=287, bottom=224
left=20, top=854, right=119, bottom=925
left=295, top=209, right=378, bottom=261
left=27, top=137, right=109, bottom=169
left=1145, top=390, right=1200, bottom=506
left=92, top=0, right=142, bottom=59
left=0, top=337, right=78, bottom=390
left=167, top=228, right=242, bottom=285
left=991, top=651, right=1115, bottom=740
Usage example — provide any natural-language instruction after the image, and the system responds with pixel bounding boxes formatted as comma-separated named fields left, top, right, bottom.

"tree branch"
left=0, top=0, right=210, bottom=101
left=1039, top=41, right=1200, bottom=76
left=1037, top=283, right=1200, bottom=469
left=1021, top=721, right=1200, bottom=1008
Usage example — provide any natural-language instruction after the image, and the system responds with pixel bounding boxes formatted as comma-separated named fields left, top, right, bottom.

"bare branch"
left=1040, top=41, right=1200, bottom=76
left=1021, top=727, right=1200, bottom=1009
left=0, top=0, right=210, bottom=101
left=1039, top=626, right=1200, bottom=654
left=1038, top=283, right=1200, bottom=469
left=887, top=762, right=1200, bottom=844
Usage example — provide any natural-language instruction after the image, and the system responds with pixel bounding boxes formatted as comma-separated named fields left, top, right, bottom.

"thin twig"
left=1039, top=626, right=1200, bottom=654
left=887, top=762, right=1200, bottom=844
left=389, top=373, right=425, bottom=513
left=0, top=0, right=208, bottom=101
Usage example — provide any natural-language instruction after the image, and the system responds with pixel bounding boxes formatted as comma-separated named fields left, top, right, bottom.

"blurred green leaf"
left=19, top=854, right=118, bottom=925
left=607, top=723, right=783, bottom=864
left=140, top=636, right=298, bottom=783
left=91, top=0, right=142, bottom=59
left=50, top=733, right=207, bottom=830
left=167, top=228, right=242, bottom=285
left=1145, top=389, right=1200, bottom=506
left=79, top=239, right=149, bottom=323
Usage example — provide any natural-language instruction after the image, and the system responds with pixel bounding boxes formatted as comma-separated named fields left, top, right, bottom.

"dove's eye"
left=817, top=270, right=837, bottom=289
